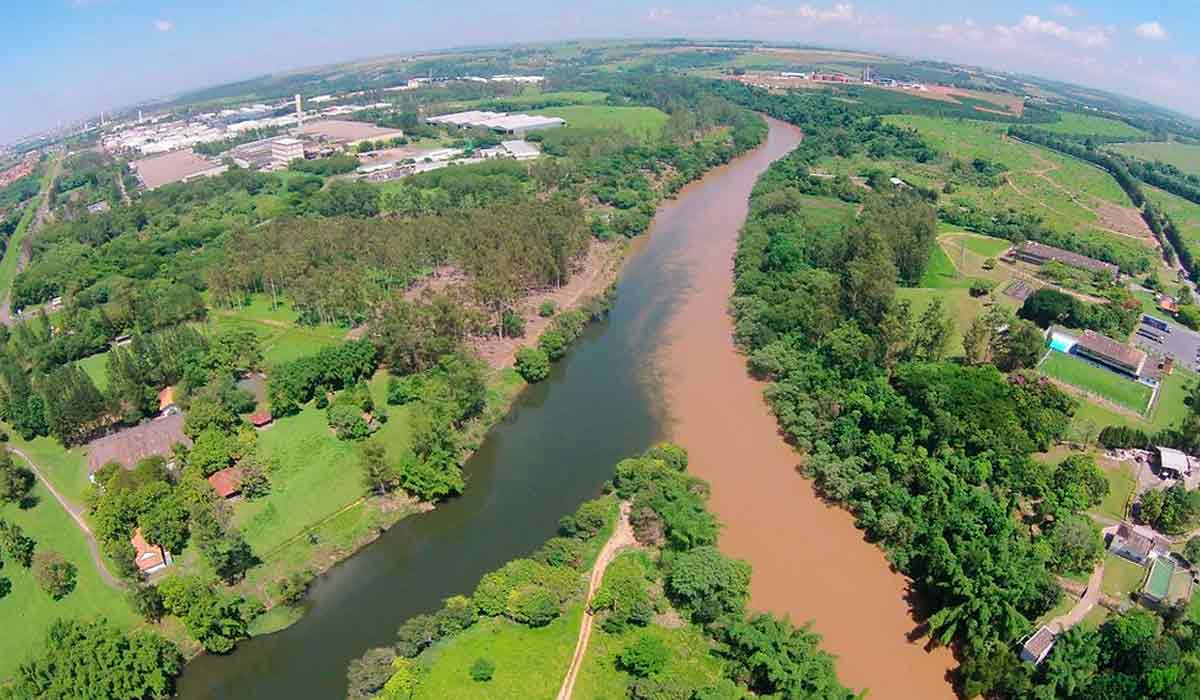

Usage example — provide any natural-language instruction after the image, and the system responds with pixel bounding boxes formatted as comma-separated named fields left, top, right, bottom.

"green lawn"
left=1094, top=461, right=1135, bottom=521
left=234, top=374, right=411, bottom=556
left=530, top=105, right=670, bottom=139
left=1101, top=553, right=1147, bottom=598
left=8, top=433, right=91, bottom=507
left=1111, top=141, right=1200, bottom=177
left=413, top=607, right=582, bottom=700
left=77, top=351, right=109, bottom=391
left=953, top=232, right=1011, bottom=258
left=895, top=287, right=994, bottom=357
left=1041, top=113, right=1148, bottom=139
left=917, top=244, right=970, bottom=289
left=207, top=294, right=346, bottom=369
left=0, top=481, right=139, bottom=680
left=1040, top=351, right=1153, bottom=413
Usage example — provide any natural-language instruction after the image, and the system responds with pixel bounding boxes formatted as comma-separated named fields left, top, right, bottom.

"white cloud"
left=1049, top=4, right=1078, bottom=18
left=993, top=15, right=1110, bottom=48
left=645, top=7, right=673, bottom=22
left=1135, top=21, right=1167, bottom=40
left=747, top=3, right=858, bottom=25
left=153, top=19, right=174, bottom=32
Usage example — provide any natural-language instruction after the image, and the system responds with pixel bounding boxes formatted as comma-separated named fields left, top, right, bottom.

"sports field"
left=1040, top=113, right=1148, bottom=139
left=1111, top=141, right=1200, bottom=177
left=530, top=105, right=670, bottom=139
left=1040, top=351, right=1153, bottom=413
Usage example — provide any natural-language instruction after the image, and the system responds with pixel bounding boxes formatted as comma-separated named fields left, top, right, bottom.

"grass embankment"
left=1111, top=142, right=1200, bottom=177
left=0, top=481, right=138, bottom=680
left=1040, top=113, right=1148, bottom=140
left=1039, top=351, right=1153, bottom=414
left=531, top=105, right=670, bottom=139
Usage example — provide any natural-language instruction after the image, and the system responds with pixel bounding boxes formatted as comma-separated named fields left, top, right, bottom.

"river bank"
left=651, top=116, right=958, bottom=697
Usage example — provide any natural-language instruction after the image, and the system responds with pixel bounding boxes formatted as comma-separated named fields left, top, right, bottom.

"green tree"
left=1046, top=514, right=1103, bottom=575
left=0, top=451, right=33, bottom=504
left=33, top=550, right=77, bottom=599
left=1185, top=536, right=1200, bottom=566
left=619, top=634, right=669, bottom=677
left=514, top=347, right=550, bottom=383
left=719, top=614, right=853, bottom=700
left=0, top=518, right=36, bottom=567
left=666, top=546, right=750, bottom=623
left=360, top=440, right=397, bottom=495
left=469, top=657, right=495, bottom=682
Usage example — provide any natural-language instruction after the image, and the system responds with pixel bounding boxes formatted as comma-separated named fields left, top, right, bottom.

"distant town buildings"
left=427, top=110, right=566, bottom=136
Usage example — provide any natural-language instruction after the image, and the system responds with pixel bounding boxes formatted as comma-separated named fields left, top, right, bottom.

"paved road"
left=555, top=501, right=635, bottom=700
left=8, top=446, right=123, bottom=590
left=1133, top=314, right=1200, bottom=372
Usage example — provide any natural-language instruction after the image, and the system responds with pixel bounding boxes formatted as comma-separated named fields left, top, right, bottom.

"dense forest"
left=722, top=83, right=1200, bottom=698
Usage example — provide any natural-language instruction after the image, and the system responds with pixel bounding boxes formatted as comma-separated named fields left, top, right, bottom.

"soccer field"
left=1040, top=351, right=1153, bottom=413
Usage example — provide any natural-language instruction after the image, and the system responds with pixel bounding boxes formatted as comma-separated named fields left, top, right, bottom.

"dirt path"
left=554, top=501, right=635, bottom=700
left=1048, top=559, right=1105, bottom=632
left=8, top=446, right=123, bottom=590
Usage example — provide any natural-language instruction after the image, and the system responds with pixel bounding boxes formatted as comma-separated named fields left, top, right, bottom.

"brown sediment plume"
left=651, top=116, right=957, bottom=699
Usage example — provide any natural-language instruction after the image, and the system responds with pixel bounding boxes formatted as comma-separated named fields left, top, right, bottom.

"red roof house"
left=131, top=528, right=170, bottom=575
left=207, top=467, right=244, bottom=499
left=249, top=411, right=273, bottom=428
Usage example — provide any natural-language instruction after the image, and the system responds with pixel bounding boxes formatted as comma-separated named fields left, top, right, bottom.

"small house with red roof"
left=249, top=411, right=273, bottom=429
left=131, top=527, right=171, bottom=575
left=207, top=466, right=244, bottom=499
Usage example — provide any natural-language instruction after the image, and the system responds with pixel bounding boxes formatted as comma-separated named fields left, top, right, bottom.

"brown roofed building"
left=1014, top=241, right=1120, bottom=278
left=131, top=527, right=170, bottom=575
left=87, top=413, right=192, bottom=477
left=1074, top=329, right=1148, bottom=377
left=1020, top=626, right=1056, bottom=665
left=1109, top=522, right=1170, bottom=566
left=208, top=467, right=244, bottom=499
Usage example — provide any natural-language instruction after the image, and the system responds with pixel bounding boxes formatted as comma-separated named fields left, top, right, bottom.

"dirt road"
left=554, top=501, right=635, bottom=700
left=8, top=446, right=122, bottom=589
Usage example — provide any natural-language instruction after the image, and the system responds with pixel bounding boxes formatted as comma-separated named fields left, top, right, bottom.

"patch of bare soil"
left=471, top=239, right=624, bottom=369
left=1092, top=197, right=1156, bottom=241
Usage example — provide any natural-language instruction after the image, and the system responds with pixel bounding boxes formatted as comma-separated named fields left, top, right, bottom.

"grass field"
left=917, top=244, right=971, bottom=289
left=77, top=350, right=109, bottom=391
left=0, top=481, right=139, bottom=680
left=207, top=295, right=346, bottom=369
left=1101, top=553, right=1147, bottom=598
left=895, top=287, right=995, bottom=357
left=530, top=105, right=670, bottom=139
left=234, top=373, right=411, bottom=556
left=1040, top=351, right=1153, bottom=413
left=413, top=607, right=582, bottom=699
left=1094, top=460, right=1135, bottom=521
left=1041, top=113, right=1148, bottom=139
left=1144, top=185, right=1200, bottom=249
left=1111, top=141, right=1200, bottom=177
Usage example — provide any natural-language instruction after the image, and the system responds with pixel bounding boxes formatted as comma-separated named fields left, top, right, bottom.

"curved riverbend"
left=178, top=116, right=953, bottom=699
left=652, top=117, right=957, bottom=698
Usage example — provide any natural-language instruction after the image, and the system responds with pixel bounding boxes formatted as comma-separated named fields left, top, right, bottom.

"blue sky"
left=0, top=1, right=1197, bottom=143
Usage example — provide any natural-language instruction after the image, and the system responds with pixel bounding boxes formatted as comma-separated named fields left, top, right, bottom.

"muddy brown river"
left=178, top=116, right=954, bottom=699
left=650, top=116, right=957, bottom=698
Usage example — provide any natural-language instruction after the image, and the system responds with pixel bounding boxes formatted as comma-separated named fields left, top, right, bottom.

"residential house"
left=1020, top=626, right=1056, bottom=665
left=207, top=466, right=244, bottom=499
left=1109, top=522, right=1170, bottom=566
left=131, top=527, right=171, bottom=575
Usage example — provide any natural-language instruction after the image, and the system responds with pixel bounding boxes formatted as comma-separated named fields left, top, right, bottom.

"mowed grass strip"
left=413, top=607, right=583, bottom=700
left=530, top=105, right=670, bottom=139
left=1040, top=113, right=1147, bottom=139
left=1040, top=351, right=1152, bottom=413
left=0, top=481, right=139, bottom=680
left=1111, top=142, right=1200, bottom=177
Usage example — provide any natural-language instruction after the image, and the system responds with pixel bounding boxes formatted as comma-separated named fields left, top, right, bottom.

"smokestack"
left=295, top=94, right=303, bottom=125
left=138, top=110, right=144, bottom=124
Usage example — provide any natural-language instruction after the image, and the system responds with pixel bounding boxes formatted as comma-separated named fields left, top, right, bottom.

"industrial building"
left=229, top=136, right=305, bottom=169
left=1013, top=241, right=1120, bottom=279
left=131, top=150, right=228, bottom=189
left=479, top=140, right=541, bottom=161
left=427, top=110, right=566, bottom=136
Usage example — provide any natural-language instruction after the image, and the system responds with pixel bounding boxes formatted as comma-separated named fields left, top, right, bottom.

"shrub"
left=514, top=347, right=550, bottom=383
left=619, top=634, right=669, bottom=677
left=328, top=403, right=371, bottom=440
left=533, top=537, right=585, bottom=569
left=33, top=550, right=77, bottom=599
left=968, top=278, right=996, bottom=297
left=537, top=329, right=569, bottom=361
left=501, top=309, right=525, bottom=337
left=982, top=257, right=996, bottom=270
left=470, top=657, right=495, bottom=682
left=387, top=375, right=425, bottom=405
left=538, top=300, right=558, bottom=317
left=435, top=595, right=477, bottom=635
left=559, top=498, right=609, bottom=538
left=507, top=586, right=559, bottom=627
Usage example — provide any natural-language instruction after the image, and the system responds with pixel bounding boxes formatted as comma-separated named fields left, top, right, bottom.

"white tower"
left=295, top=94, right=303, bottom=125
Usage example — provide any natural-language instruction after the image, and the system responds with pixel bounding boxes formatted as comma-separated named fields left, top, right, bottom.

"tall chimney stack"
left=295, top=94, right=303, bottom=126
